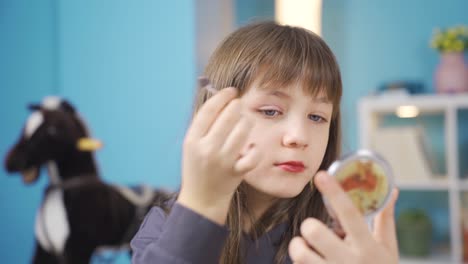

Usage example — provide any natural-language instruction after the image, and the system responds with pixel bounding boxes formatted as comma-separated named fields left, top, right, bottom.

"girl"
left=131, top=21, right=399, bottom=264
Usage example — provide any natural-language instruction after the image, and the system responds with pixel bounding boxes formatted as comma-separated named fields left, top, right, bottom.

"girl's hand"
left=178, top=87, right=260, bottom=225
left=289, top=171, right=399, bottom=264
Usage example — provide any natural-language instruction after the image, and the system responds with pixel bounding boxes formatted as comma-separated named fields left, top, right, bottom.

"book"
left=371, top=126, right=433, bottom=182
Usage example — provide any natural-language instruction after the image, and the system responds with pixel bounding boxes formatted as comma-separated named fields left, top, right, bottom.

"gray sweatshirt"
left=130, top=202, right=293, bottom=263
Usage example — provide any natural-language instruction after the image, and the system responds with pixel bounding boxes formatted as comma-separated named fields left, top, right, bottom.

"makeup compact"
left=326, top=149, right=394, bottom=219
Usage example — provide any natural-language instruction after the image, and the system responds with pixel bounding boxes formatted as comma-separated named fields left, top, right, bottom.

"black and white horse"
left=4, top=96, right=169, bottom=264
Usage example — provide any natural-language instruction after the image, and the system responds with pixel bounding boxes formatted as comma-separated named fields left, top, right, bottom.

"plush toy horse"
left=4, top=96, right=169, bottom=264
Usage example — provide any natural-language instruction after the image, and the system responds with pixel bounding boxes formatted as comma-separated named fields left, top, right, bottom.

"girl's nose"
left=282, top=121, right=309, bottom=149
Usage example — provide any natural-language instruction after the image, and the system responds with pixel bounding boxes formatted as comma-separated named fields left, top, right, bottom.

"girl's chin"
left=243, top=172, right=311, bottom=198
left=249, top=183, right=306, bottom=199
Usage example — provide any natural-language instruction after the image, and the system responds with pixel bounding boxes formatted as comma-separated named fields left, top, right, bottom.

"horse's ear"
left=60, top=101, right=76, bottom=114
left=28, top=104, right=41, bottom=111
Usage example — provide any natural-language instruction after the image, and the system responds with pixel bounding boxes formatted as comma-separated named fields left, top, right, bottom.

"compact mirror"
left=326, top=149, right=394, bottom=219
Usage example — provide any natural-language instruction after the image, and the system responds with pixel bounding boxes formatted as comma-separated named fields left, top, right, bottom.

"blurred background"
left=1, top=0, right=468, bottom=263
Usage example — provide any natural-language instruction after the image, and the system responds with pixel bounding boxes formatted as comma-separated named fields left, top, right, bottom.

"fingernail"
left=240, top=143, right=255, bottom=157
left=316, top=172, right=329, bottom=185
left=198, top=76, right=210, bottom=87
left=198, top=76, right=218, bottom=94
left=205, top=84, right=217, bottom=94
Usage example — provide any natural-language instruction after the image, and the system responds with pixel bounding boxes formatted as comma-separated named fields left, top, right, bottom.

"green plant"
left=396, top=209, right=432, bottom=257
left=430, top=25, right=468, bottom=53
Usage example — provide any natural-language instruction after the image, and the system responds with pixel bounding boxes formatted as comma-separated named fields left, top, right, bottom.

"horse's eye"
left=47, top=126, right=57, bottom=136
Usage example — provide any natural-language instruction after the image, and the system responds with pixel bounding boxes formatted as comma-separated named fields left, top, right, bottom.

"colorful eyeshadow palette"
left=327, top=149, right=394, bottom=218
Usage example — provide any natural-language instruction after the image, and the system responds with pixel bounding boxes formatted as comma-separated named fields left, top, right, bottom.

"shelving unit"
left=358, top=94, right=468, bottom=264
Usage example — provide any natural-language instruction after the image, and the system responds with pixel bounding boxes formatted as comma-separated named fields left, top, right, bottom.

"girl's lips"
left=275, top=161, right=305, bottom=173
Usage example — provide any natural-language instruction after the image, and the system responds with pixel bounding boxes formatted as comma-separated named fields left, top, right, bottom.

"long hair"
left=191, top=21, right=342, bottom=263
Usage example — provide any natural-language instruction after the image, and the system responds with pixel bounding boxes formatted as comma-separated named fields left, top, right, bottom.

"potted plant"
left=396, top=208, right=432, bottom=257
left=430, top=25, right=468, bottom=94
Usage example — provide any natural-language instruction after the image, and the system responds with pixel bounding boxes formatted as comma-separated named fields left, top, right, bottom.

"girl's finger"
left=186, top=87, right=238, bottom=140
left=299, top=218, right=348, bottom=262
left=314, top=171, right=372, bottom=242
left=289, top=236, right=326, bottom=264
left=205, top=99, right=242, bottom=147
left=373, top=188, right=399, bottom=255
left=234, top=144, right=260, bottom=174
left=220, top=116, right=253, bottom=162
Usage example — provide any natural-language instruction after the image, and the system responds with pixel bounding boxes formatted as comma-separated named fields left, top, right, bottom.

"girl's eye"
left=309, top=114, right=326, bottom=123
left=259, top=109, right=281, bottom=117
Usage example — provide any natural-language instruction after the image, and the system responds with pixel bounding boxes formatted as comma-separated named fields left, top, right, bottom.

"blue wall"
left=0, top=1, right=194, bottom=263
left=57, top=1, right=195, bottom=188
left=322, top=0, right=468, bottom=151
left=0, top=0, right=56, bottom=262
left=321, top=0, right=468, bottom=253
left=235, top=0, right=274, bottom=27
left=2, top=0, right=468, bottom=263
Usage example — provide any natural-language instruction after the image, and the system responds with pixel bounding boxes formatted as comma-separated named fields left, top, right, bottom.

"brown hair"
left=194, top=21, right=342, bottom=263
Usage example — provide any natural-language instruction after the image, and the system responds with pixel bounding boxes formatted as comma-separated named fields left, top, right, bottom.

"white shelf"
left=360, top=94, right=468, bottom=114
left=400, top=258, right=451, bottom=264
left=458, top=180, right=468, bottom=191
left=397, top=178, right=450, bottom=190
left=359, top=94, right=468, bottom=263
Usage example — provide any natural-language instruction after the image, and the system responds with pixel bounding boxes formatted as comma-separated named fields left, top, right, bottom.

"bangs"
left=205, top=21, right=342, bottom=116
left=255, top=29, right=341, bottom=110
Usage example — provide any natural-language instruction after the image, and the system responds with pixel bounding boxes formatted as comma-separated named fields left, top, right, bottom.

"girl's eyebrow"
left=267, top=90, right=331, bottom=104
left=312, top=97, right=331, bottom=104
left=268, top=90, right=290, bottom=99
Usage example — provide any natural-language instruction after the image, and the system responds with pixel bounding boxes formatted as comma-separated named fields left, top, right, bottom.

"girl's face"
left=240, top=81, right=333, bottom=198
